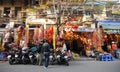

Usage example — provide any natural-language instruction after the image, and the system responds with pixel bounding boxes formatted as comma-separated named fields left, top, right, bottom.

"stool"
left=0, top=52, right=7, bottom=62
left=0, top=52, right=7, bottom=59
left=101, top=54, right=114, bottom=61
left=101, top=55, right=106, bottom=61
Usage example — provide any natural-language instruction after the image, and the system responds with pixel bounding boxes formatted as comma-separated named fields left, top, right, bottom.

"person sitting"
left=111, top=42, right=119, bottom=59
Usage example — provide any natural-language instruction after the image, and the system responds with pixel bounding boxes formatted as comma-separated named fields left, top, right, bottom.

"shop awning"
left=85, top=2, right=106, bottom=6
left=27, top=18, right=56, bottom=25
left=98, top=20, right=120, bottom=29
left=76, top=28, right=94, bottom=32
left=98, top=20, right=120, bottom=34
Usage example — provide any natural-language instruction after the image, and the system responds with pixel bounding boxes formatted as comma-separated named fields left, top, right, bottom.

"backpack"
left=42, top=42, right=50, bottom=53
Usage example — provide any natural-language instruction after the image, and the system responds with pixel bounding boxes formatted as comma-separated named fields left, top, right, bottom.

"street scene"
left=0, top=0, right=120, bottom=72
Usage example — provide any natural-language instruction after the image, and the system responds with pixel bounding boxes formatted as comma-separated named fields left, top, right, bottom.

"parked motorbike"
left=7, top=48, right=22, bottom=65
left=22, top=48, right=31, bottom=64
left=56, top=50, right=69, bottom=66
left=14, top=49, right=22, bottom=64
left=49, top=52, right=56, bottom=65
left=29, top=52, right=37, bottom=65
left=7, top=49, right=15, bottom=65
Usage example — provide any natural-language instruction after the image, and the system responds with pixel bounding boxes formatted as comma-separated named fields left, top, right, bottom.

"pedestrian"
left=42, top=39, right=51, bottom=68
left=111, top=41, right=119, bottom=58
left=37, top=40, right=43, bottom=66
left=61, top=40, right=67, bottom=54
left=3, top=41, right=11, bottom=52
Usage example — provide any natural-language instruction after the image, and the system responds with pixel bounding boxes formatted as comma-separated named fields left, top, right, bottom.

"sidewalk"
left=73, top=56, right=95, bottom=61
left=73, top=56, right=120, bottom=61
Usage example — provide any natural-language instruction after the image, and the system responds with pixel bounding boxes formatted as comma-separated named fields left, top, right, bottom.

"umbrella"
left=27, top=18, right=56, bottom=25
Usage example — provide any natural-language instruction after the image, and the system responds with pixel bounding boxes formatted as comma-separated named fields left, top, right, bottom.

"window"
left=4, top=7, right=11, bottom=17
left=15, top=7, right=21, bottom=17
left=0, top=24, right=6, bottom=28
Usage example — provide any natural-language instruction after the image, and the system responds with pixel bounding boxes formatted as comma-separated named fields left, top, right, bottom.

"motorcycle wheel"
left=9, top=59, right=13, bottom=65
left=22, top=59, right=27, bottom=65
left=66, top=62, right=69, bottom=66
left=32, top=59, right=37, bottom=65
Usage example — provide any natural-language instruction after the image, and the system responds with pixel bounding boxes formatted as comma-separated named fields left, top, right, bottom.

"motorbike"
left=56, top=50, right=69, bottom=66
left=29, top=52, right=37, bottom=65
left=49, top=52, right=56, bottom=65
left=29, top=46, right=38, bottom=65
left=22, top=48, right=31, bottom=64
left=14, top=49, right=22, bottom=64
left=7, top=48, right=22, bottom=65
left=7, top=49, right=15, bottom=65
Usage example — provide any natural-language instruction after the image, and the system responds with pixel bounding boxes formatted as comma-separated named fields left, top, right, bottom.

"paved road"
left=0, top=61, right=120, bottom=72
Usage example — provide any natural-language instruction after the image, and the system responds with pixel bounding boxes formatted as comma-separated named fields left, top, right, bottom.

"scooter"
left=7, top=49, right=16, bottom=65
left=14, top=49, right=22, bottom=64
left=22, top=48, right=31, bottom=64
left=49, top=52, right=56, bottom=65
left=29, top=52, right=37, bottom=65
left=56, top=50, right=69, bottom=66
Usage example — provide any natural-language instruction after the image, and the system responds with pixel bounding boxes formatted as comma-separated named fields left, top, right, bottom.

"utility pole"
left=90, top=0, right=98, bottom=28
left=83, top=0, right=88, bottom=16
left=91, top=0, right=94, bottom=19
left=57, top=0, right=61, bottom=35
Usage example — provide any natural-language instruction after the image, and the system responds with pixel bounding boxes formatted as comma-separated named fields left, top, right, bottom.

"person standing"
left=37, top=40, right=43, bottom=65
left=42, top=39, right=51, bottom=68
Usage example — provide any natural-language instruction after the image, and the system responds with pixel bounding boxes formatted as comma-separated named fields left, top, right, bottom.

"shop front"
left=98, top=20, right=120, bottom=48
left=63, top=26, right=98, bottom=56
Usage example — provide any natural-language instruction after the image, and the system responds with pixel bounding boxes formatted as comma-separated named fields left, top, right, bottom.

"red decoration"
left=71, top=18, right=75, bottom=21
left=66, top=22, right=71, bottom=25
left=104, top=35, right=107, bottom=39
left=73, top=25, right=78, bottom=29
left=72, top=25, right=78, bottom=31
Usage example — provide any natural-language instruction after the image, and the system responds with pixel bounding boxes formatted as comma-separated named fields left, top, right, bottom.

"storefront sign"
left=105, top=29, right=120, bottom=34
left=64, top=27, right=94, bottom=32
left=77, top=28, right=94, bottom=32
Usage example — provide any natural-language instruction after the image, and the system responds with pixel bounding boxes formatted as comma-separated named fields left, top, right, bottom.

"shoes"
left=43, top=66, right=47, bottom=69
left=39, top=64, right=42, bottom=66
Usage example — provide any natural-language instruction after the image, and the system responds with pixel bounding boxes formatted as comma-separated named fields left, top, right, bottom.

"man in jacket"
left=42, top=39, right=51, bottom=68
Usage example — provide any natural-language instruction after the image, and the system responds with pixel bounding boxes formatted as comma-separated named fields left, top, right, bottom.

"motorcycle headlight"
left=7, top=55, right=11, bottom=59
left=29, top=55, right=33, bottom=58
left=64, top=56, right=68, bottom=58
left=49, top=56, right=53, bottom=58
left=57, top=55, right=60, bottom=58
left=15, top=54, right=18, bottom=58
